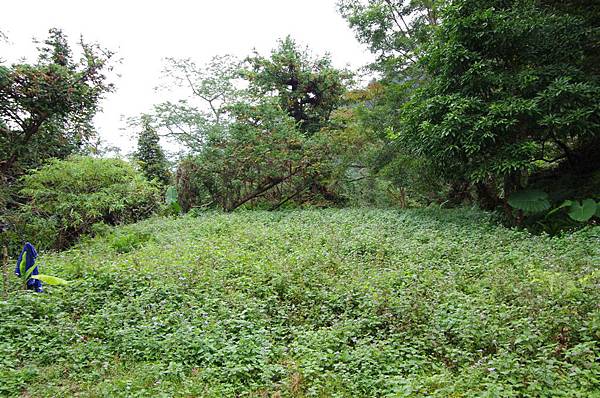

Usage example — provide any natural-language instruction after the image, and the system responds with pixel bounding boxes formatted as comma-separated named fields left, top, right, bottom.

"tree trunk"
left=502, top=172, right=521, bottom=223
left=447, top=180, right=472, bottom=206
left=475, top=182, right=500, bottom=211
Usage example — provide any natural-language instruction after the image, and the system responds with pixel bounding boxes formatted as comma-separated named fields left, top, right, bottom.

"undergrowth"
left=1, top=208, right=598, bottom=397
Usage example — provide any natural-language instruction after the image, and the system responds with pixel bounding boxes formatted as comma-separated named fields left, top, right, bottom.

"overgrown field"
left=1, top=209, right=599, bottom=397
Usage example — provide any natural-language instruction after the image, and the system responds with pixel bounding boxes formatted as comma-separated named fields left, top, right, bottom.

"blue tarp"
left=15, top=242, right=43, bottom=293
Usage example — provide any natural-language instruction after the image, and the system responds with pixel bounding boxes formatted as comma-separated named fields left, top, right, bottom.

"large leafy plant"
left=507, top=190, right=551, bottom=213
left=508, top=189, right=599, bottom=225
left=164, top=186, right=182, bottom=215
left=548, top=198, right=599, bottom=222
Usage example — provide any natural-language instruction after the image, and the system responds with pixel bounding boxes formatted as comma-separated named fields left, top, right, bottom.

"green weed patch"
left=1, top=209, right=598, bottom=397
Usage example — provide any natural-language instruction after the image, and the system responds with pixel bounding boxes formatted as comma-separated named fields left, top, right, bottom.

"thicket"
left=126, top=0, right=600, bottom=224
left=0, top=29, right=119, bottom=250
left=7, top=156, right=161, bottom=251
left=147, top=38, right=377, bottom=212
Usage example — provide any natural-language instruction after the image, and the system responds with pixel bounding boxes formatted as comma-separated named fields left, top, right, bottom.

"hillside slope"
left=1, top=209, right=599, bottom=397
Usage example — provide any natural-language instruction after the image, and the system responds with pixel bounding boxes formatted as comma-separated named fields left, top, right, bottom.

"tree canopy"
left=150, top=37, right=354, bottom=211
left=340, top=0, right=600, bottom=211
left=0, top=29, right=114, bottom=183
left=244, top=36, right=351, bottom=135
left=134, top=115, right=171, bottom=185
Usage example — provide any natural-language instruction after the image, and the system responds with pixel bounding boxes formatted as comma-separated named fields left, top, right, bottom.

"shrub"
left=19, top=156, right=161, bottom=249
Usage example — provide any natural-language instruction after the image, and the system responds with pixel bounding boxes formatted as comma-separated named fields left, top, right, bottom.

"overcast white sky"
left=1, top=0, right=373, bottom=154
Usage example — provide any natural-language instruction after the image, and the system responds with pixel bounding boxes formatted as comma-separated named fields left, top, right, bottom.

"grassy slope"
left=1, top=209, right=599, bottom=397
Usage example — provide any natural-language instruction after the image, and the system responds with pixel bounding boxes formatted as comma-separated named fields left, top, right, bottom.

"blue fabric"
left=15, top=242, right=42, bottom=293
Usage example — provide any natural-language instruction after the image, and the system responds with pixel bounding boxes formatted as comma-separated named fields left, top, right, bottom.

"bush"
left=18, top=156, right=161, bottom=249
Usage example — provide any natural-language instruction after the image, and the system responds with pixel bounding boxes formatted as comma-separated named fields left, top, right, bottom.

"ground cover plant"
left=1, top=208, right=598, bottom=397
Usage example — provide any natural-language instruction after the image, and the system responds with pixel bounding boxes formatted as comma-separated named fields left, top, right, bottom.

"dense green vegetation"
left=0, top=28, right=113, bottom=187
left=153, top=38, right=356, bottom=212
left=3, top=1, right=599, bottom=241
left=0, top=29, right=115, bottom=249
left=1, top=209, right=599, bottom=397
left=1, top=2, right=599, bottom=396
left=133, top=115, right=171, bottom=187
left=337, top=0, right=599, bottom=218
left=12, top=156, right=161, bottom=251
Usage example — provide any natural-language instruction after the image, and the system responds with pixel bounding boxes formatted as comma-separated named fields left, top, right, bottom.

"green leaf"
left=568, top=199, right=597, bottom=222
left=546, top=200, right=573, bottom=217
left=507, top=190, right=550, bottom=213
left=19, top=251, right=27, bottom=277
left=170, top=202, right=182, bottom=214
left=24, top=264, right=37, bottom=280
left=165, top=186, right=178, bottom=205
left=31, top=274, right=69, bottom=286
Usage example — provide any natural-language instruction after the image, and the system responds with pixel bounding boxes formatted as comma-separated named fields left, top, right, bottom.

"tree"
left=152, top=55, right=242, bottom=151
left=337, top=1, right=451, bottom=205
left=397, top=0, right=600, bottom=209
left=0, top=29, right=114, bottom=183
left=134, top=114, right=171, bottom=185
left=178, top=99, right=319, bottom=212
left=339, top=0, right=600, bottom=209
left=244, top=36, right=351, bottom=135
left=337, top=0, right=443, bottom=76
left=153, top=39, right=353, bottom=211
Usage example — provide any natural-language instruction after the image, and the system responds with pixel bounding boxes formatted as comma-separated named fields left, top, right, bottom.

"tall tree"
left=0, top=28, right=114, bottom=183
left=156, top=39, right=352, bottom=211
left=244, top=36, right=351, bottom=135
left=338, top=0, right=443, bottom=76
left=397, top=0, right=600, bottom=208
left=337, top=0, right=452, bottom=205
left=152, top=55, right=242, bottom=151
left=340, top=0, right=600, bottom=208
left=134, top=114, right=171, bottom=185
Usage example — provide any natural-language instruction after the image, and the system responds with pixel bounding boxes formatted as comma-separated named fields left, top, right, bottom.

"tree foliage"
left=338, top=0, right=443, bottom=75
left=18, top=156, right=161, bottom=249
left=399, top=0, right=600, bottom=203
left=337, top=1, right=451, bottom=205
left=152, top=55, right=242, bottom=151
left=134, top=114, right=171, bottom=185
left=155, top=38, right=353, bottom=211
left=178, top=100, right=316, bottom=211
left=340, top=0, right=600, bottom=211
left=177, top=98, right=356, bottom=212
left=244, top=36, right=351, bottom=135
left=0, top=28, right=114, bottom=183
